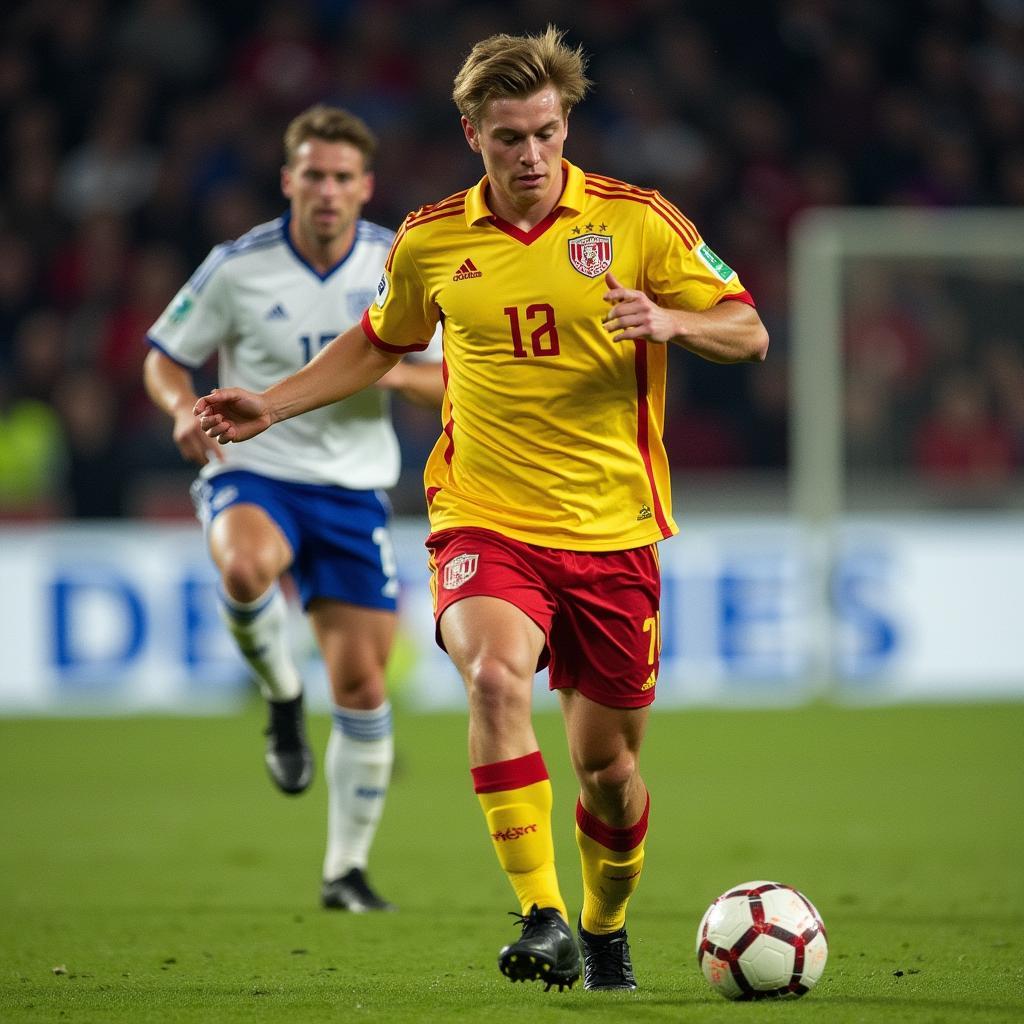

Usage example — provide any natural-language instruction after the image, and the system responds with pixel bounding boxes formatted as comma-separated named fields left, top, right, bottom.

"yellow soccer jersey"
left=362, top=160, right=754, bottom=551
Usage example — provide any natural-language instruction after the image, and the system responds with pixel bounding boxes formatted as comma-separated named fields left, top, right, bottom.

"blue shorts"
left=192, top=470, right=398, bottom=612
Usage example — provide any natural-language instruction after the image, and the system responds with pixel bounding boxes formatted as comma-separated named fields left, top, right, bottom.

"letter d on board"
left=51, top=571, right=146, bottom=677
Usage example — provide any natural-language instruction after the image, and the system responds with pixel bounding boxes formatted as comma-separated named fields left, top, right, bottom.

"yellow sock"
left=576, top=793, right=650, bottom=934
left=472, top=751, right=567, bottom=920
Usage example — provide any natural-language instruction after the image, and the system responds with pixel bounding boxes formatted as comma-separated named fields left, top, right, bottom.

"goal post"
left=789, top=206, right=1024, bottom=527
left=789, top=207, right=1024, bottom=694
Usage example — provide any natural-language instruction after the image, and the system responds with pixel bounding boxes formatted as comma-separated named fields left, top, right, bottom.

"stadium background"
left=0, top=0, right=1022, bottom=709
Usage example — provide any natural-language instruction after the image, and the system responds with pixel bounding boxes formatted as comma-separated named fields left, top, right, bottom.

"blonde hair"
left=283, top=105, right=378, bottom=168
left=452, top=25, right=591, bottom=126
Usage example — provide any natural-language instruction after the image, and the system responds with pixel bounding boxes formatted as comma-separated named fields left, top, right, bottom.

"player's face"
left=281, top=138, right=373, bottom=249
left=463, top=85, right=568, bottom=223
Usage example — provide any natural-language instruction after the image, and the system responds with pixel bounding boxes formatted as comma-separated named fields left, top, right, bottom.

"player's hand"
left=602, top=271, right=676, bottom=344
left=172, top=403, right=224, bottom=465
left=194, top=387, right=273, bottom=444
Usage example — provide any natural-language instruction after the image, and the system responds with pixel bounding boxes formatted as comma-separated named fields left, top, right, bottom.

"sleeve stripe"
left=145, top=334, right=205, bottom=370
left=384, top=221, right=408, bottom=273
left=384, top=206, right=462, bottom=272
left=405, top=207, right=463, bottom=230
left=585, top=175, right=701, bottom=248
left=359, top=309, right=429, bottom=354
left=584, top=172, right=656, bottom=198
left=584, top=188, right=699, bottom=249
left=649, top=193, right=700, bottom=247
left=717, top=289, right=756, bottom=307
left=407, top=190, right=469, bottom=222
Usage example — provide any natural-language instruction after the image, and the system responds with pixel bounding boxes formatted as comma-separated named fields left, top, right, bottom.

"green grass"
left=1, top=702, right=1022, bottom=1022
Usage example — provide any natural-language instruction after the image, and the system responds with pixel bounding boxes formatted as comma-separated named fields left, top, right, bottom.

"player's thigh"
left=307, top=599, right=396, bottom=708
left=208, top=503, right=293, bottom=587
left=440, top=595, right=546, bottom=687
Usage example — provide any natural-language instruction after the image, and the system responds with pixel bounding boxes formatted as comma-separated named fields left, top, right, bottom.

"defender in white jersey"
left=143, top=105, right=443, bottom=913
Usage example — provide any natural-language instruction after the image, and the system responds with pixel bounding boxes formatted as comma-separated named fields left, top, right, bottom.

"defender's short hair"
left=283, top=105, right=378, bottom=168
left=452, top=25, right=591, bottom=126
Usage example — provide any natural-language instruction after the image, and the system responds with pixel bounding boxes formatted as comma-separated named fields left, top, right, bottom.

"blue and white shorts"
left=192, top=470, right=398, bottom=612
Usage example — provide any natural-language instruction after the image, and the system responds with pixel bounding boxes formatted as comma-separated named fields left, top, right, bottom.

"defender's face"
left=281, top=138, right=373, bottom=246
left=463, top=85, right=568, bottom=220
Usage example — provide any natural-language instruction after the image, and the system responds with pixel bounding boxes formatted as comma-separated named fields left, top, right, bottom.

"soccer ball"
left=695, top=880, right=828, bottom=1000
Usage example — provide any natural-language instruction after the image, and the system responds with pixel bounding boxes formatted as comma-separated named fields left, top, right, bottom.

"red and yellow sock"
left=576, top=792, right=650, bottom=934
left=472, top=751, right=567, bottom=920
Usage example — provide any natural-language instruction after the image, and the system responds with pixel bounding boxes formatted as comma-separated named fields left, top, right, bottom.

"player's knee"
left=219, top=552, right=279, bottom=603
left=579, top=748, right=637, bottom=800
left=330, top=668, right=387, bottom=709
left=464, top=656, right=531, bottom=721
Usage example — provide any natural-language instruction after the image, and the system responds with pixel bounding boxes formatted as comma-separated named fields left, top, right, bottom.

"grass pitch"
left=1, top=701, right=1022, bottom=1023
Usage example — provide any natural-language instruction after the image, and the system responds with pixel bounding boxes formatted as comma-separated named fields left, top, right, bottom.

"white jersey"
left=147, top=214, right=440, bottom=489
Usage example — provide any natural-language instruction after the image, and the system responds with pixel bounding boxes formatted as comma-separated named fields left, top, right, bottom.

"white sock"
left=218, top=585, right=302, bottom=702
left=323, top=701, right=394, bottom=880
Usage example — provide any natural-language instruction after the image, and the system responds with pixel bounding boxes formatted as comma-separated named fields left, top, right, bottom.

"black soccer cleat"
left=321, top=867, right=396, bottom=912
left=578, top=918, right=638, bottom=991
left=264, top=694, right=314, bottom=795
left=498, top=905, right=581, bottom=990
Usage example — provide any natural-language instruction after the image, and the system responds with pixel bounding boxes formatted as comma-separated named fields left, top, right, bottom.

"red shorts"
left=426, top=527, right=661, bottom=709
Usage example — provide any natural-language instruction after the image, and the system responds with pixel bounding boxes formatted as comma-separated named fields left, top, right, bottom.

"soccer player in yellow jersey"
left=195, top=26, right=768, bottom=992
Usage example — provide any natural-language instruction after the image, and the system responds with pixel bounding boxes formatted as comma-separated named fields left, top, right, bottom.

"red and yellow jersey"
left=362, top=160, right=753, bottom=551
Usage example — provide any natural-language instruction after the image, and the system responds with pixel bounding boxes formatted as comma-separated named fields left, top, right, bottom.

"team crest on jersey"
left=442, top=553, right=479, bottom=590
left=568, top=233, right=613, bottom=278
left=348, top=289, right=375, bottom=320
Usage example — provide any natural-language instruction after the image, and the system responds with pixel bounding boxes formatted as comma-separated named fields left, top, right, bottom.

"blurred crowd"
left=1, top=0, right=1022, bottom=518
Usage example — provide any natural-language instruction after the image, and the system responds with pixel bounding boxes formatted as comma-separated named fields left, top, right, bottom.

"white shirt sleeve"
left=146, top=246, right=234, bottom=368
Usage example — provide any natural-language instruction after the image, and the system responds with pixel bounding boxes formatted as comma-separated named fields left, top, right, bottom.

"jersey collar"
left=464, top=159, right=587, bottom=228
left=281, top=211, right=360, bottom=282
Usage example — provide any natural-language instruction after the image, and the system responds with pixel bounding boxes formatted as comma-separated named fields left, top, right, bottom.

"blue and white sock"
left=323, top=701, right=394, bottom=880
left=218, top=585, right=302, bottom=702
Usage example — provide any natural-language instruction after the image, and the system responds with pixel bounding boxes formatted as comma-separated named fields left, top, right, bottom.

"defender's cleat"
left=578, top=918, right=638, bottom=991
left=264, top=694, right=314, bottom=795
left=498, top=905, right=580, bottom=990
left=321, top=867, right=396, bottom=912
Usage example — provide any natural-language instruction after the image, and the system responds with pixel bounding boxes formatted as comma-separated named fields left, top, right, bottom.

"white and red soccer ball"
left=696, top=880, right=828, bottom=1000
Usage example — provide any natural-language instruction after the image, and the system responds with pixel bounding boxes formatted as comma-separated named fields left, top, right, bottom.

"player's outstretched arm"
left=194, top=323, right=402, bottom=444
left=375, top=360, right=445, bottom=410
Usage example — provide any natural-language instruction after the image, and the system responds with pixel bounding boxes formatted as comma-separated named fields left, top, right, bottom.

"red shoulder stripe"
left=649, top=193, right=699, bottom=247
left=384, top=207, right=463, bottom=272
left=383, top=222, right=407, bottom=272
left=408, top=190, right=468, bottom=222
left=584, top=173, right=656, bottom=199
left=406, top=207, right=463, bottom=230
left=359, top=309, right=428, bottom=354
left=583, top=188, right=697, bottom=249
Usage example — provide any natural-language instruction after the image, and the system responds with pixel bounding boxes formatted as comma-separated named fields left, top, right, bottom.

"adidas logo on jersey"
left=453, top=258, right=482, bottom=281
left=637, top=504, right=653, bottom=521
left=265, top=302, right=289, bottom=320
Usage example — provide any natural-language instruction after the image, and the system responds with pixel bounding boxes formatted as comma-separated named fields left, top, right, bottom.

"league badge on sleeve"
left=375, top=270, right=391, bottom=308
left=696, top=243, right=735, bottom=282
left=568, top=234, right=613, bottom=278
left=168, top=291, right=195, bottom=325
